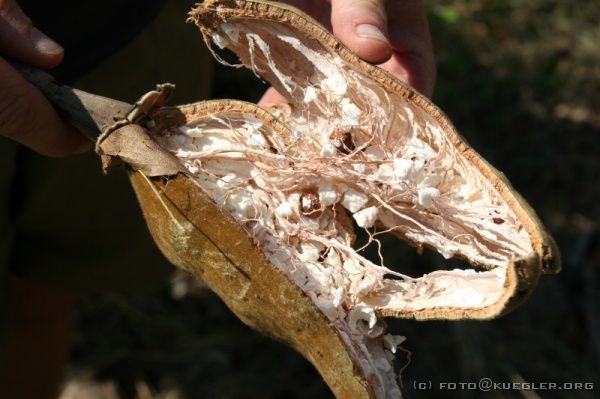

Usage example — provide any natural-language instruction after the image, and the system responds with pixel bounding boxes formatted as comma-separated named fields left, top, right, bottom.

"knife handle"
left=11, top=61, right=132, bottom=140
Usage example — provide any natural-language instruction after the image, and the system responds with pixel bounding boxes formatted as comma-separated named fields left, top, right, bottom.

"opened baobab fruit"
left=97, top=1, right=560, bottom=398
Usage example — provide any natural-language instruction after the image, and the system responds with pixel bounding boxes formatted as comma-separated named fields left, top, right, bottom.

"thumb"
left=330, top=0, right=391, bottom=64
left=0, top=57, right=91, bottom=156
left=0, top=0, right=64, bottom=68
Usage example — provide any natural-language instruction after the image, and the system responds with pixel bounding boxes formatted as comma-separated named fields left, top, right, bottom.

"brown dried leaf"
left=98, top=124, right=184, bottom=176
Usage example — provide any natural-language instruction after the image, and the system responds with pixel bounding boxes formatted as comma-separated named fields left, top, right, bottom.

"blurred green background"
left=61, top=1, right=599, bottom=398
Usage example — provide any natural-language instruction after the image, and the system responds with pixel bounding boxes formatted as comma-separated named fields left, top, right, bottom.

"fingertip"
left=331, top=0, right=392, bottom=64
left=28, top=51, right=64, bottom=70
left=29, top=27, right=64, bottom=68
left=31, top=125, right=91, bottom=158
left=258, top=87, right=288, bottom=107
left=350, top=24, right=393, bottom=64
left=62, top=124, right=93, bottom=156
left=68, top=137, right=93, bottom=156
left=0, top=0, right=64, bottom=69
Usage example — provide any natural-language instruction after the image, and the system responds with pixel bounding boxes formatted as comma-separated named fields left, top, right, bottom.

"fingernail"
left=355, top=24, right=389, bottom=43
left=30, top=27, right=63, bottom=55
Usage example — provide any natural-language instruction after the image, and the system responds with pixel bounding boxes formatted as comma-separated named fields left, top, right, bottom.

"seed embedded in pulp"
left=300, top=191, right=323, bottom=218
left=330, top=128, right=355, bottom=155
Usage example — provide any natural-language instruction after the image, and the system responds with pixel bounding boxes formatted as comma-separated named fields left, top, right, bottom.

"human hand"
left=0, top=0, right=90, bottom=156
left=259, top=0, right=436, bottom=105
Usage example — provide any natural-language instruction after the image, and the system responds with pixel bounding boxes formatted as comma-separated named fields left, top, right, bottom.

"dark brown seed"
left=492, top=217, right=505, bottom=225
left=300, top=191, right=322, bottom=218
left=329, top=128, right=355, bottom=155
